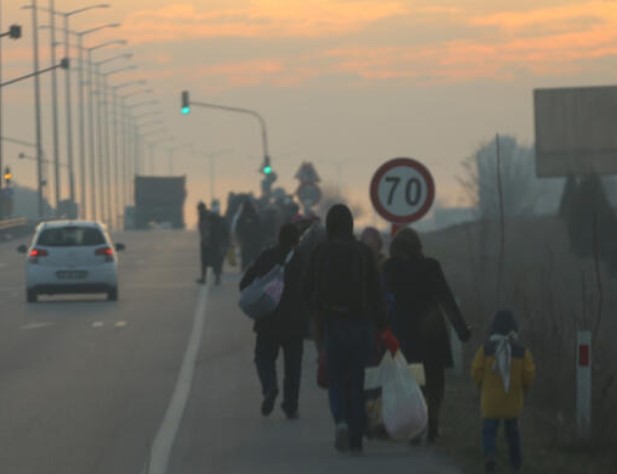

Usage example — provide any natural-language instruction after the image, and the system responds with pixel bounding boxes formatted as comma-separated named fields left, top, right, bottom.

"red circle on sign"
left=369, top=157, right=435, bottom=224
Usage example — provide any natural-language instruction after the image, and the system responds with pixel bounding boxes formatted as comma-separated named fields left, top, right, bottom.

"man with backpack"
left=305, top=204, right=399, bottom=454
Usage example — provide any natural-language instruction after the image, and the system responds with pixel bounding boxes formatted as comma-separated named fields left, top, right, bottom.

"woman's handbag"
left=238, top=251, right=294, bottom=320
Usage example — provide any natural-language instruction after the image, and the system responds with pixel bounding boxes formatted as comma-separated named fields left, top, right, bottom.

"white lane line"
left=147, top=284, right=209, bottom=474
left=20, top=322, right=56, bottom=330
left=114, top=321, right=128, bottom=328
left=92, top=321, right=104, bottom=328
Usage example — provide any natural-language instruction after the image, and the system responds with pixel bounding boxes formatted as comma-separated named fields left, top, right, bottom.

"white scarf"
left=489, top=332, right=518, bottom=393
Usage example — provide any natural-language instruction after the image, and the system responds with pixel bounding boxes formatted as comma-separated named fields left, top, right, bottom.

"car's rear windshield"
left=36, top=227, right=106, bottom=247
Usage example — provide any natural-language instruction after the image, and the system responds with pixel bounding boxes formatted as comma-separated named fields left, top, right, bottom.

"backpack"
left=314, top=240, right=369, bottom=317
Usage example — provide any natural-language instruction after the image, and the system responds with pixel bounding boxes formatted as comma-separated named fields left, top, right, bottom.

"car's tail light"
left=28, top=248, right=48, bottom=263
left=95, top=246, right=115, bottom=262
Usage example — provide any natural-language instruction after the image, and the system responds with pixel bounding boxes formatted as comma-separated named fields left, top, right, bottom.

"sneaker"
left=334, top=423, right=350, bottom=453
left=261, top=388, right=278, bottom=416
left=196, top=277, right=206, bottom=285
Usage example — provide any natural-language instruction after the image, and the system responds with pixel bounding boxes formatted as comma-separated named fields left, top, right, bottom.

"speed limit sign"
left=370, top=157, right=435, bottom=224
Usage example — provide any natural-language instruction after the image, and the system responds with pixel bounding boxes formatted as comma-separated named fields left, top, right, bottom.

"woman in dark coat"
left=382, top=228, right=472, bottom=443
left=240, top=224, right=309, bottom=419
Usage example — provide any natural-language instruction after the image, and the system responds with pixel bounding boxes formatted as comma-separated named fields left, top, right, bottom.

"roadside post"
left=576, top=330, right=592, bottom=442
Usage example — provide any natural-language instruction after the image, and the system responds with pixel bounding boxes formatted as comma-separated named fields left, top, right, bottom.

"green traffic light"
left=263, top=165, right=272, bottom=174
left=181, top=106, right=190, bottom=115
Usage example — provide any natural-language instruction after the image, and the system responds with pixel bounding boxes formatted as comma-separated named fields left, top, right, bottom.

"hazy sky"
left=3, top=0, right=617, bottom=226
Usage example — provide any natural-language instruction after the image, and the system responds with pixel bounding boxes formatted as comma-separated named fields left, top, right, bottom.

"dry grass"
left=420, top=217, right=617, bottom=473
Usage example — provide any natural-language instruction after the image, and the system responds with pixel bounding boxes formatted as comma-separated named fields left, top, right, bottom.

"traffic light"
left=4, top=167, right=12, bottom=185
left=9, top=25, right=22, bottom=40
left=181, top=90, right=190, bottom=115
left=261, top=156, right=272, bottom=175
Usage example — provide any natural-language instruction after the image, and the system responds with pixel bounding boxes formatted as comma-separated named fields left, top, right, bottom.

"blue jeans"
left=482, top=418, right=522, bottom=471
left=254, top=333, right=304, bottom=413
left=325, top=318, right=373, bottom=448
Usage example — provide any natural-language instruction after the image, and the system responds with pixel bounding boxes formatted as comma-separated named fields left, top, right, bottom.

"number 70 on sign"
left=369, top=157, right=435, bottom=224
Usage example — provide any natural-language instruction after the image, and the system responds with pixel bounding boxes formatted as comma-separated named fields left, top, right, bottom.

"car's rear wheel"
left=26, top=289, right=38, bottom=303
left=107, top=287, right=118, bottom=301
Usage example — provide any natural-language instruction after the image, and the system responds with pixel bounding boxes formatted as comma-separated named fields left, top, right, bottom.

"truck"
left=133, top=176, right=187, bottom=230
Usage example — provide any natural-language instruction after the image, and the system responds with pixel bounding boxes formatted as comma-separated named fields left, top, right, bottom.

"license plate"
left=56, top=270, right=88, bottom=280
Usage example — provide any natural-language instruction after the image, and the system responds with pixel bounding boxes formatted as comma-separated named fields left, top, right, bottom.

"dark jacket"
left=382, top=256, right=470, bottom=367
left=239, top=245, right=309, bottom=338
left=304, top=237, right=387, bottom=334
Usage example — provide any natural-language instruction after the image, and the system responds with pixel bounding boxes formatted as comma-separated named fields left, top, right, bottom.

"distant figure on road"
left=196, top=201, right=229, bottom=285
left=382, top=227, right=471, bottom=444
left=236, top=200, right=264, bottom=271
left=239, top=224, right=308, bottom=419
left=360, top=226, right=387, bottom=269
left=471, top=310, right=536, bottom=474
left=305, top=204, right=398, bottom=454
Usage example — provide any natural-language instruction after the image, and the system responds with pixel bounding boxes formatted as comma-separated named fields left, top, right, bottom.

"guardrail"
left=0, top=217, right=30, bottom=241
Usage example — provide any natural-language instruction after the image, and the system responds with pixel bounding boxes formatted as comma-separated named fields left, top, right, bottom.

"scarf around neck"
left=489, top=331, right=518, bottom=393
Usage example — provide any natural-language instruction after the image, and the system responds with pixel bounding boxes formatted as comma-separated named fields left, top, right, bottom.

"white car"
left=18, top=220, right=125, bottom=303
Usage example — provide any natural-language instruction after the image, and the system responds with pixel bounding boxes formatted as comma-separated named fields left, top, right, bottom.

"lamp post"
left=0, top=2, right=22, bottom=220
left=166, top=143, right=192, bottom=175
left=71, top=22, right=120, bottom=218
left=22, top=3, right=111, bottom=219
left=85, top=38, right=126, bottom=220
left=193, top=149, right=230, bottom=201
left=97, top=62, right=136, bottom=227
left=143, top=133, right=171, bottom=175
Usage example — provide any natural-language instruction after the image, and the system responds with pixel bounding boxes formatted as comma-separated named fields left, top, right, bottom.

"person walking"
left=305, top=204, right=398, bottom=454
left=240, top=224, right=309, bottom=419
left=196, top=201, right=229, bottom=285
left=236, top=200, right=264, bottom=271
left=360, top=226, right=387, bottom=269
left=382, top=227, right=472, bottom=443
left=471, top=310, right=536, bottom=474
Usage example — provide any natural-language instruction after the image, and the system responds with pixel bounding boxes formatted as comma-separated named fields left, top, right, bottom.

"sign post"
left=370, top=157, right=435, bottom=235
left=576, top=330, right=592, bottom=442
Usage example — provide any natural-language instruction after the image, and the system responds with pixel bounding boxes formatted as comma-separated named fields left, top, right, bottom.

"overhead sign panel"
left=534, top=85, right=617, bottom=177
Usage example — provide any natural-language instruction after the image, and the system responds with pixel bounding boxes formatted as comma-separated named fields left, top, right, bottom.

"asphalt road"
left=0, top=230, right=460, bottom=474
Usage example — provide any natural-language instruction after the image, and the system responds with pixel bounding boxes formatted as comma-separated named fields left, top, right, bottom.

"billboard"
left=534, top=85, right=617, bottom=177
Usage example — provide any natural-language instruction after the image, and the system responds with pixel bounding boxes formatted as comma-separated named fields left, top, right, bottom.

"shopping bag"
left=316, top=350, right=328, bottom=389
left=238, top=251, right=293, bottom=320
left=380, top=351, right=428, bottom=441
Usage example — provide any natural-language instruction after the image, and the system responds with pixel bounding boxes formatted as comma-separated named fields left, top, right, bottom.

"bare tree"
left=458, top=135, right=550, bottom=219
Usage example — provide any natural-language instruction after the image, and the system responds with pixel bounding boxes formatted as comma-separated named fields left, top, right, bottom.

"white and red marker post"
left=576, top=330, right=592, bottom=442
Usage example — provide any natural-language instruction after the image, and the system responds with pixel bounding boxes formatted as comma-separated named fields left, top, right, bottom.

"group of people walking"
left=238, top=203, right=535, bottom=473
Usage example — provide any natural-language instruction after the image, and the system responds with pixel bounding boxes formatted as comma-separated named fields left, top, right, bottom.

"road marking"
left=147, top=284, right=209, bottom=474
left=92, top=321, right=104, bottom=328
left=20, top=322, right=56, bottom=330
left=114, top=321, right=128, bottom=328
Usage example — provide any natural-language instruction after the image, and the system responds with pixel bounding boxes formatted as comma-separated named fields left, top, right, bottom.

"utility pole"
left=32, top=0, right=45, bottom=218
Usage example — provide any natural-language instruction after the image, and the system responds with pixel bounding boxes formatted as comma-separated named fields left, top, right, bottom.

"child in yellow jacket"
left=471, top=310, right=536, bottom=474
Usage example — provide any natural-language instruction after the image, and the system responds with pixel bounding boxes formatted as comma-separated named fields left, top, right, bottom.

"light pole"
left=144, top=134, right=172, bottom=175
left=166, top=143, right=192, bottom=175
left=0, top=3, right=22, bottom=219
left=71, top=22, right=120, bottom=218
left=85, top=39, right=126, bottom=220
left=22, top=2, right=111, bottom=219
left=98, top=62, right=136, bottom=227
left=193, top=149, right=230, bottom=201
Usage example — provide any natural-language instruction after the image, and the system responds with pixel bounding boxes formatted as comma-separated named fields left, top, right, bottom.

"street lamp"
left=70, top=22, right=120, bottom=218
left=166, top=143, right=193, bottom=175
left=97, top=63, right=137, bottom=227
left=193, top=149, right=231, bottom=201
left=85, top=38, right=126, bottom=219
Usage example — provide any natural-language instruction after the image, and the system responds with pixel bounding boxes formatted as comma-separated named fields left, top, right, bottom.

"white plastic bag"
left=380, top=351, right=428, bottom=441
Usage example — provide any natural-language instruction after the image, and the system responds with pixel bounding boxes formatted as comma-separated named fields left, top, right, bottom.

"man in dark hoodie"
left=240, top=223, right=309, bottom=419
left=305, top=204, right=398, bottom=454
